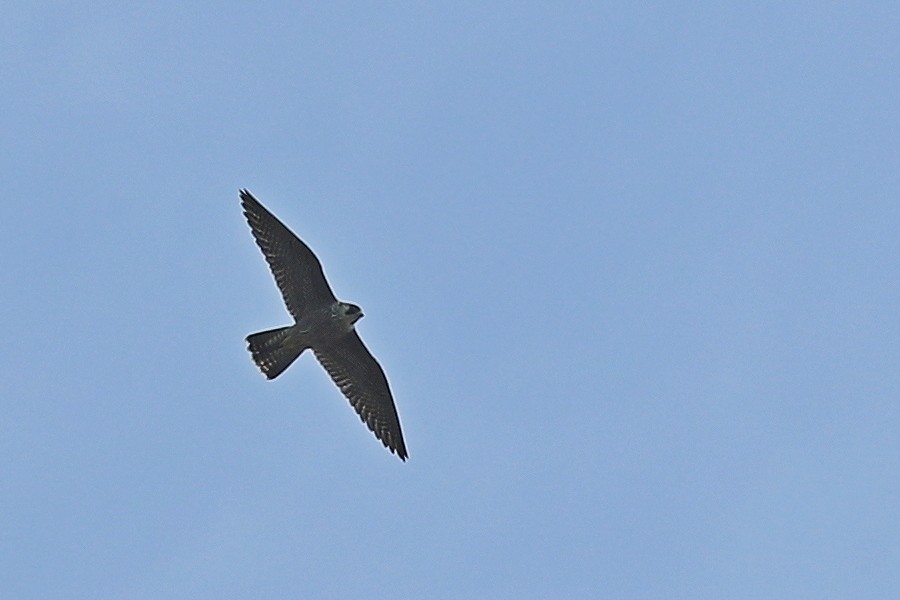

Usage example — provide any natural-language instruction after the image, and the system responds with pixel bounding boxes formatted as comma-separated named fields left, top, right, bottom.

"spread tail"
left=246, top=326, right=307, bottom=379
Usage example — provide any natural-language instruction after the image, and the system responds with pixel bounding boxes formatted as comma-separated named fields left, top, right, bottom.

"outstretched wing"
left=314, top=332, right=408, bottom=461
left=241, top=189, right=337, bottom=319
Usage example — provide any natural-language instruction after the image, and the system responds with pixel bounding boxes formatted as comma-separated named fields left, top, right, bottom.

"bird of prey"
left=240, top=189, right=408, bottom=461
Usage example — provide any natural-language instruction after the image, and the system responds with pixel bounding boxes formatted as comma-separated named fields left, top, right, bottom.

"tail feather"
left=246, top=326, right=306, bottom=379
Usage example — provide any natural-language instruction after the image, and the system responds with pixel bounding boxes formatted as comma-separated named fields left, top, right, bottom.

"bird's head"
left=339, top=302, right=364, bottom=325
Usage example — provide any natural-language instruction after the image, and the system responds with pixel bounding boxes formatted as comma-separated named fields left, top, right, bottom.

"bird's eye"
left=346, top=305, right=359, bottom=314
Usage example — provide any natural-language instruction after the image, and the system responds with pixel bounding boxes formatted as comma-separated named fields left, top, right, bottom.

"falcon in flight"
left=240, top=189, right=408, bottom=461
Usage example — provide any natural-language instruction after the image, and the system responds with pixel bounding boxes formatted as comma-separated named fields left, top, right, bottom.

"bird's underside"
left=240, top=189, right=408, bottom=461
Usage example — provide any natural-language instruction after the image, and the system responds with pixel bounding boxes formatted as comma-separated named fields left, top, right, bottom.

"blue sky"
left=2, top=2, right=899, bottom=598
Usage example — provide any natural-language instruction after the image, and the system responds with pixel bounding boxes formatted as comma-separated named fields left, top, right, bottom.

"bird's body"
left=240, top=190, right=408, bottom=460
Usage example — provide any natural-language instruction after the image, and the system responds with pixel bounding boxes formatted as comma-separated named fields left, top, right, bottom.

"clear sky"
left=2, top=2, right=899, bottom=598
